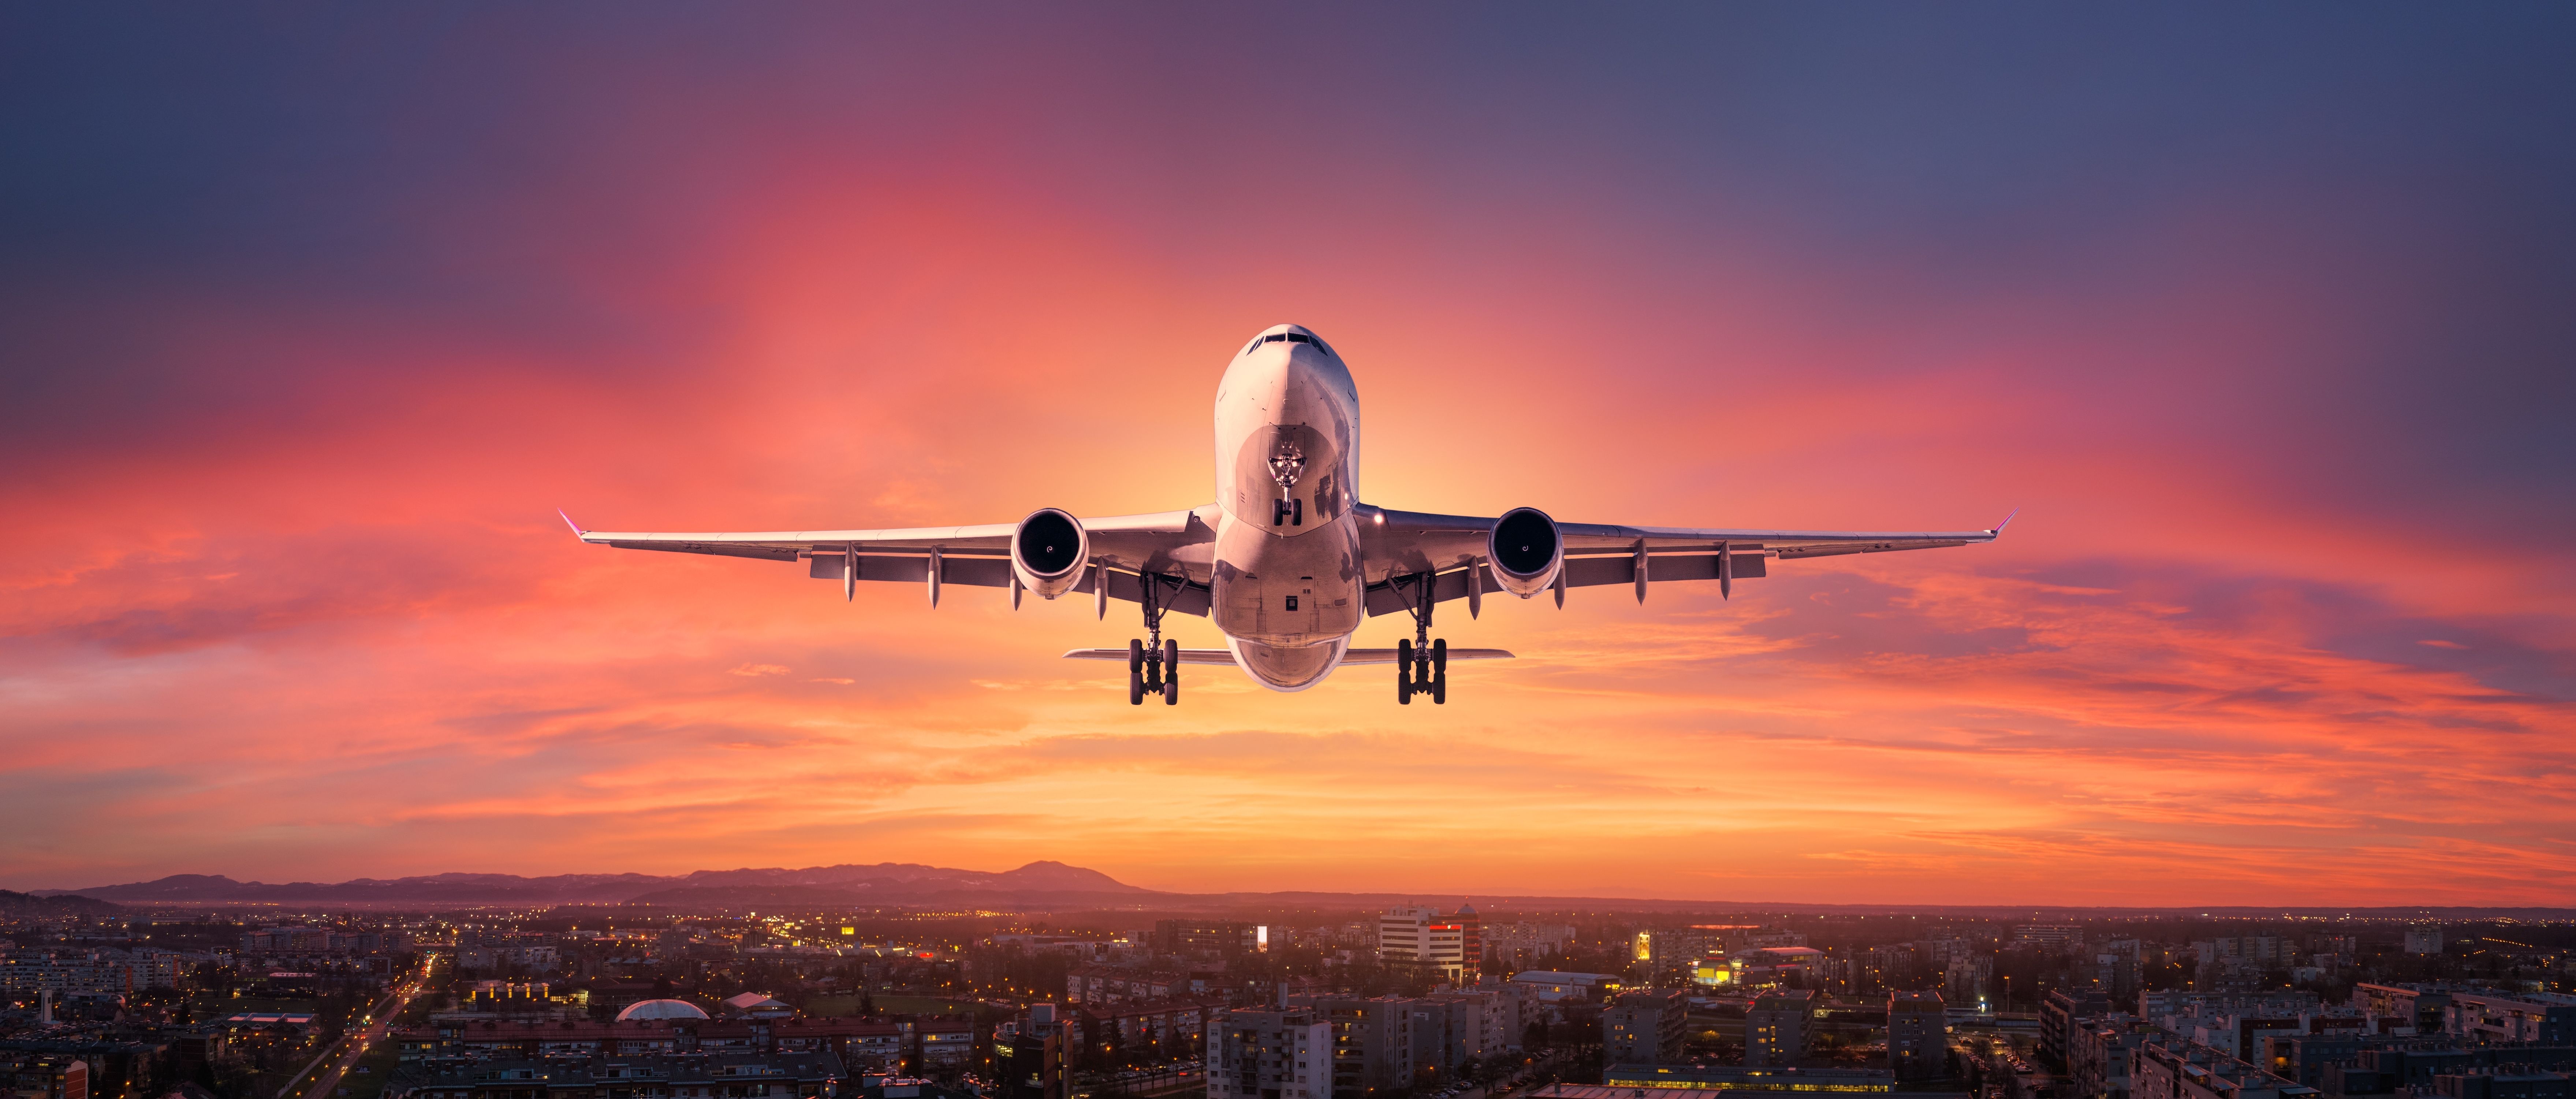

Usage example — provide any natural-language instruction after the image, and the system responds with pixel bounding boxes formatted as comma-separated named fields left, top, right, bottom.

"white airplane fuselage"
left=1209, top=325, right=1366, bottom=690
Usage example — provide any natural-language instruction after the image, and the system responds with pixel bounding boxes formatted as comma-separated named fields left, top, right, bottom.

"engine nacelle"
left=1012, top=508, right=1089, bottom=599
left=1486, top=506, right=1564, bottom=597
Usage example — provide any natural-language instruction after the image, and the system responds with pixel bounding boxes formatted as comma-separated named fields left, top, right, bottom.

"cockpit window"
left=1249, top=331, right=1333, bottom=356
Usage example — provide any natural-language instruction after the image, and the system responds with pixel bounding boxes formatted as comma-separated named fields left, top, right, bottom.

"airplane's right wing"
left=1357, top=505, right=2008, bottom=613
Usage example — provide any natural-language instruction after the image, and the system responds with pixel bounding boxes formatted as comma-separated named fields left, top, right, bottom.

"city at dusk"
left=4, top=8, right=2574, bottom=1099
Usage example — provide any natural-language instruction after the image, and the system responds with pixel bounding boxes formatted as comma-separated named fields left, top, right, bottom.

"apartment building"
left=1208, top=1009, right=1334, bottom=1099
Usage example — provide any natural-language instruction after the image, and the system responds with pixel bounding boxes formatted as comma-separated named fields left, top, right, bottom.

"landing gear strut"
left=1391, top=572, right=1448, bottom=705
left=1127, top=573, right=1181, bottom=706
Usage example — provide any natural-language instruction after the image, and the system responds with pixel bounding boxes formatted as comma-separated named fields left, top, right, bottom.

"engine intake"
left=1012, top=508, right=1089, bottom=599
left=1487, top=506, right=1563, bottom=597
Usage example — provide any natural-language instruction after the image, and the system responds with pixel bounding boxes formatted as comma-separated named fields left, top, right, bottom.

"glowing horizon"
left=3, top=7, right=2570, bottom=905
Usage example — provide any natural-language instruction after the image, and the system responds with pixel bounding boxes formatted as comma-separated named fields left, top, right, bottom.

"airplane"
left=566, top=323, right=2008, bottom=705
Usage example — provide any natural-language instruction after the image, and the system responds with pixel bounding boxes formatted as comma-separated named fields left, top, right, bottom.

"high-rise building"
left=997, top=1004, right=1071, bottom=1099
left=1947, top=954, right=1993, bottom=1007
left=1603, top=990, right=1689, bottom=1067
left=2042, top=990, right=2113, bottom=1069
left=1378, top=907, right=1478, bottom=983
left=1208, top=1009, right=1334, bottom=1099
left=1746, top=990, right=1816, bottom=1068
left=1282, top=996, right=1416, bottom=1099
left=1380, top=908, right=1438, bottom=966
left=1887, top=991, right=1947, bottom=1080
left=1854, top=945, right=1920, bottom=993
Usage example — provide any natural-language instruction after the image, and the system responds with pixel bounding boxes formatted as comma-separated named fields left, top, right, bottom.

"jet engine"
left=1486, top=506, right=1563, bottom=597
left=1011, top=508, right=1089, bottom=599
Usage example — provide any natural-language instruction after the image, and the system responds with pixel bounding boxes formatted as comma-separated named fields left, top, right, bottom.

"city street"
left=274, top=965, right=429, bottom=1099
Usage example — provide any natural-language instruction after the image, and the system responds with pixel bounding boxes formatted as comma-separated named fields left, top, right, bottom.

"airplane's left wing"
left=566, top=506, right=1222, bottom=614
left=1357, top=505, right=2008, bottom=613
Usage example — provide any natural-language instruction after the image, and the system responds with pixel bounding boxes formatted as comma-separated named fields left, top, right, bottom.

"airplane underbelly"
left=1211, top=517, right=1361, bottom=647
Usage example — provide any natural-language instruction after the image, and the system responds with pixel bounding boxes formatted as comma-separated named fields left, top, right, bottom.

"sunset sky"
left=4, top=6, right=2572, bottom=905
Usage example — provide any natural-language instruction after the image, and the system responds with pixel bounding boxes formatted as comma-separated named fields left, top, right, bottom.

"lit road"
left=277, top=965, right=431, bottom=1099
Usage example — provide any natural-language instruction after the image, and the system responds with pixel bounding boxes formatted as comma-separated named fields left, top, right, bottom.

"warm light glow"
left=1, top=8, right=2569, bottom=905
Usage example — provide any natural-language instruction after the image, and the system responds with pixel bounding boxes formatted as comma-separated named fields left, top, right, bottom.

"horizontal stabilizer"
left=1341, top=647, right=1513, bottom=664
left=1062, top=648, right=1241, bottom=665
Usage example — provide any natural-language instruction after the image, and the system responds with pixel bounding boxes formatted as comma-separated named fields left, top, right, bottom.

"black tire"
left=1396, top=639, right=1413, bottom=704
left=1432, top=666, right=1447, bottom=705
left=1128, top=638, right=1144, bottom=673
left=1128, top=665, right=1144, bottom=706
left=1163, top=675, right=1178, bottom=705
left=1432, top=637, right=1447, bottom=673
left=1163, top=638, right=1179, bottom=679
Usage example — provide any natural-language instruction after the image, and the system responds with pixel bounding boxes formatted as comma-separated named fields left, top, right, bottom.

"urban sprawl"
left=4, top=900, right=2572, bottom=1099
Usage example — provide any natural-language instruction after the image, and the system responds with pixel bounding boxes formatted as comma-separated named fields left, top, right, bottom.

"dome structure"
left=616, top=999, right=711, bottom=1021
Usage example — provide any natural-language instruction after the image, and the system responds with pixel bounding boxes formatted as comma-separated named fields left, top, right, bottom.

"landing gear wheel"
left=1396, top=639, right=1413, bottom=704
left=1162, top=639, right=1181, bottom=705
left=1127, top=639, right=1145, bottom=705
left=1431, top=638, right=1448, bottom=705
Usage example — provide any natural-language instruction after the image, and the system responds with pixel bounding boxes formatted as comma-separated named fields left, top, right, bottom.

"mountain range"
left=38, top=861, right=1148, bottom=907
left=0, top=889, right=123, bottom=916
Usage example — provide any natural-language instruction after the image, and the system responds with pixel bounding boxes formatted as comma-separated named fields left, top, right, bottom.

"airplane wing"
left=1062, top=647, right=1513, bottom=665
left=1357, top=505, right=2009, bottom=614
left=565, top=506, right=1222, bottom=615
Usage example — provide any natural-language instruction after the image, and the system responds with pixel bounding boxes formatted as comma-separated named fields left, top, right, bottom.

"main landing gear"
left=1129, top=637, right=1178, bottom=706
left=1128, top=574, right=1179, bottom=706
left=1390, top=572, right=1447, bottom=705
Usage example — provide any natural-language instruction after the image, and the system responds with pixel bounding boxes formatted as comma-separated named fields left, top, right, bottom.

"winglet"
left=557, top=508, right=586, bottom=538
left=1992, top=508, right=2019, bottom=536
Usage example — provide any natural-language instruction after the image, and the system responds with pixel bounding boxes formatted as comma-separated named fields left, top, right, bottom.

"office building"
left=1208, top=1008, right=1333, bottom=1099
left=1604, top=990, right=1689, bottom=1067
left=1379, top=907, right=1478, bottom=983
left=1887, top=991, right=1946, bottom=1081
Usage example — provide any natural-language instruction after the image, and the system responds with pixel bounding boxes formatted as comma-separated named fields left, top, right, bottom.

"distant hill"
left=0, top=889, right=120, bottom=917
left=39, top=861, right=1154, bottom=907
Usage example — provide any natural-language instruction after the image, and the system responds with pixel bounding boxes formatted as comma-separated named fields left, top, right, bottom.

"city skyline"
left=4, top=8, right=2573, bottom=902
